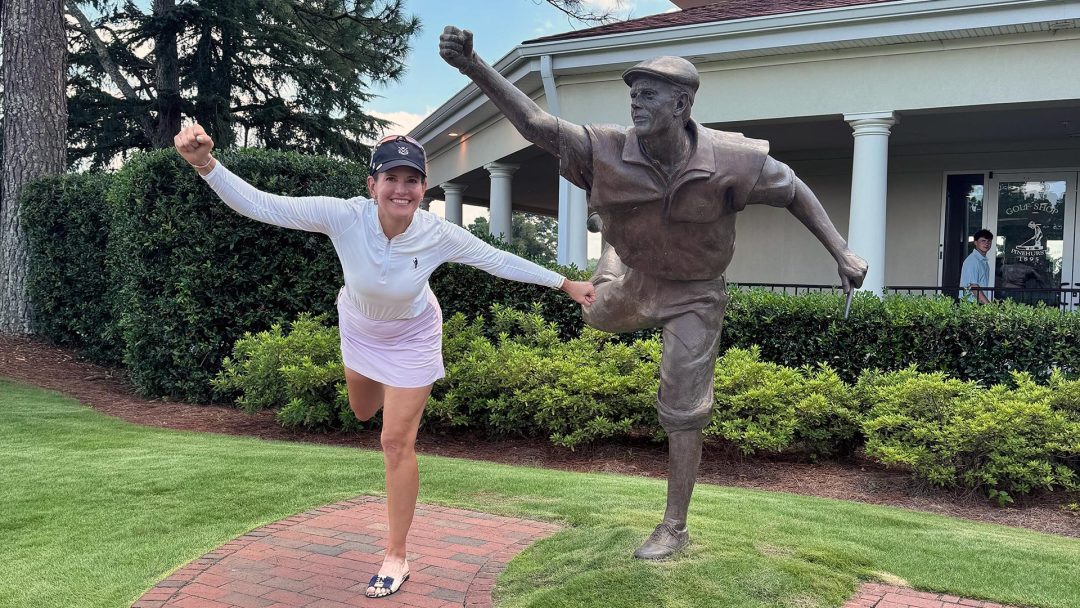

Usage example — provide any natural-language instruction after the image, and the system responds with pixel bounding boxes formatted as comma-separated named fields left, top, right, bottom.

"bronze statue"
left=440, top=26, right=868, bottom=560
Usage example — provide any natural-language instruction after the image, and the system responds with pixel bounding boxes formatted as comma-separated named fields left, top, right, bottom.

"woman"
left=173, top=125, right=595, bottom=598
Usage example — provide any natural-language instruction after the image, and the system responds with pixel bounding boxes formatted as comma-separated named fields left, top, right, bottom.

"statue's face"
left=629, top=76, right=683, bottom=137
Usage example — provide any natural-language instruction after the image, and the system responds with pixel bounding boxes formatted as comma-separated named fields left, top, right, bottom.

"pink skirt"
left=336, top=287, right=444, bottom=388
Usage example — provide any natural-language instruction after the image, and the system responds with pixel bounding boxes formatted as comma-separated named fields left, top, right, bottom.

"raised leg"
left=344, top=367, right=385, bottom=421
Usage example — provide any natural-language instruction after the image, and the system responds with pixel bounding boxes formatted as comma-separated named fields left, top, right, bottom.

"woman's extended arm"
left=439, top=222, right=595, bottom=306
left=174, top=124, right=356, bottom=237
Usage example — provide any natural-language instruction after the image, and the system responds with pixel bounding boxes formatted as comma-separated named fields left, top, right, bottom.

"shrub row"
left=215, top=308, right=1080, bottom=503
left=721, top=290, right=1080, bottom=386
left=434, top=265, right=1080, bottom=387
left=21, top=148, right=1080, bottom=401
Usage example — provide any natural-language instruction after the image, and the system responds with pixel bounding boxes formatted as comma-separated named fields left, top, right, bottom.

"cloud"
left=534, top=19, right=560, bottom=35
left=370, top=108, right=434, bottom=136
left=583, top=0, right=629, bottom=10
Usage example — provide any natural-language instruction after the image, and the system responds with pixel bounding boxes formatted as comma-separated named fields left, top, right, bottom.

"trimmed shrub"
left=21, top=172, right=121, bottom=364
left=212, top=313, right=359, bottom=431
left=430, top=266, right=1080, bottom=387
left=428, top=304, right=661, bottom=447
left=860, top=368, right=1079, bottom=504
left=107, top=148, right=367, bottom=401
left=213, top=305, right=661, bottom=443
left=213, top=307, right=1079, bottom=502
left=707, top=347, right=860, bottom=459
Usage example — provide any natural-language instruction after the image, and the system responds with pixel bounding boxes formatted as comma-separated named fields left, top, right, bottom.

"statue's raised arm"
left=439, top=26, right=566, bottom=156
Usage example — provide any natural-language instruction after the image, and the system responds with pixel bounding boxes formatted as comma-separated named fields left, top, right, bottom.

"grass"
left=1, top=378, right=1079, bottom=608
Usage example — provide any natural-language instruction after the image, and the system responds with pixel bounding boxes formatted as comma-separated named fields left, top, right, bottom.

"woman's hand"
left=561, top=279, right=597, bottom=307
left=173, top=123, right=216, bottom=174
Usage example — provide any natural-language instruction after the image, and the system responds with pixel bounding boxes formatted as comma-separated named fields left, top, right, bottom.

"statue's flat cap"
left=622, top=56, right=699, bottom=92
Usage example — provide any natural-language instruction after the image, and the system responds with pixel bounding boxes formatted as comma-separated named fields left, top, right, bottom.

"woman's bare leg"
left=344, top=367, right=384, bottom=421
left=366, top=383, right=432, bottom=597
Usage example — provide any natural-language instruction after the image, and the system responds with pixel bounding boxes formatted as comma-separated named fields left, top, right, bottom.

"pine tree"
left=65, top=0, right=420, bottom=168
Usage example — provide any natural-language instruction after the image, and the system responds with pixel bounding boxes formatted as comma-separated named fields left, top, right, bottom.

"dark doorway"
left=942, top=174, right=986, bottom=298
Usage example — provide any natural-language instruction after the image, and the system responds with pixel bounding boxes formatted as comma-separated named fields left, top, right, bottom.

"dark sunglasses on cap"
left=376, top=134, right=422, bottom=147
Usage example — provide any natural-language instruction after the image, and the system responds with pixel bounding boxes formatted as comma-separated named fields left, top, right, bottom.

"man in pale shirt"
left=960, top=229, right=993, bottom=303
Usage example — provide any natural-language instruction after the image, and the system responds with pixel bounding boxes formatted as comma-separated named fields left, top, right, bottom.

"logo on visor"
left=398, top=146, right=409, bottom=155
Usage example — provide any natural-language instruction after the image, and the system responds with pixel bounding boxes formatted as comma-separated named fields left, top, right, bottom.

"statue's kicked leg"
left=591, top=238, right=626, bottom=287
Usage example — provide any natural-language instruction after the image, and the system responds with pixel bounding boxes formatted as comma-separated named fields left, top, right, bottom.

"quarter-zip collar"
left=368, top=200, right=419, bottom=243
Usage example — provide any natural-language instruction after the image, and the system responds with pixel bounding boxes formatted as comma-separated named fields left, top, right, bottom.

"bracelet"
left=189, top=155, right=214, bottom=170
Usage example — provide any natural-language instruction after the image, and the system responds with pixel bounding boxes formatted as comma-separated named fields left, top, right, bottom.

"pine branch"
left=542, top=0, right=620, bottom=24
left=65, top=2, right=148, bottom=103
left=65, top=1, right=156, bottom=142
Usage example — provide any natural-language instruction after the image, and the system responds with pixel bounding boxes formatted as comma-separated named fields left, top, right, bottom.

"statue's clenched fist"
left=439, top=26, right=475, bottom=72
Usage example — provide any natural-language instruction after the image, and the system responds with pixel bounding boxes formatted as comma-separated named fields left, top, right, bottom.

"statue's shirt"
left=559, top=119, right=795, bottom=281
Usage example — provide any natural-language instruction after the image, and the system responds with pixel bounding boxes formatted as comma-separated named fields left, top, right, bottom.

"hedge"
left=433, top=264, right=1080, bottom=385
left=214, top=307, right=1080, bottom=501
left=20, top=147, right=1080, bottom=401
left=860, top=368, right=1079, bottom=504
left=21, top=173, right=121, bottom=364
left=106, top=148, right=367, bottom=401
left=720, top=290, right=1080, bottom=385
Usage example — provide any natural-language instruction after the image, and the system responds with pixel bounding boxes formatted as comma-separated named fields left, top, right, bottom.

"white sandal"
left=366, top=571, right=410, bottom=598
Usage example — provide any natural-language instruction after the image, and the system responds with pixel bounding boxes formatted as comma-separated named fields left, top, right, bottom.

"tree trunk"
left=152, top=0, right=181, bottom=148
left=0, top=0, right=67, bottom=335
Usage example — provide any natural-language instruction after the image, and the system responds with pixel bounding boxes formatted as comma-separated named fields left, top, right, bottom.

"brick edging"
left=843, top=582, right=1023, bottom=608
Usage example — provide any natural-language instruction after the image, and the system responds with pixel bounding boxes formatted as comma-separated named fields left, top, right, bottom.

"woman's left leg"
left=367, top=383, right=432, bottom=598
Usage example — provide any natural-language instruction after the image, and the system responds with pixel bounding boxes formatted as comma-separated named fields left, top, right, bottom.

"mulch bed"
left=2, top=335, right=1078, bottom=539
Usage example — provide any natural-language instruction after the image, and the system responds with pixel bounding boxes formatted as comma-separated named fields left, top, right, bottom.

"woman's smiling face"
left=369, top=166, right=427, bottom=224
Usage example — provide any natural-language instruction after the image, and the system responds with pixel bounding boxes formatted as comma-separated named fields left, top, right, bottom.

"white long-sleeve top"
left=201, top=162, right=565, bottom=320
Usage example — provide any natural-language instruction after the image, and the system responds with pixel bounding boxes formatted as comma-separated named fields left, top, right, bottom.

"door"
left=941, top=174, right=987, bottom=298
left=986, top=172, right=1078, bottom=310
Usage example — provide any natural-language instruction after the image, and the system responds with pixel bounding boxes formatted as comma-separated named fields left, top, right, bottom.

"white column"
left=568, top=185, right=588, bottom=268
left=556, top=178, right=571, bottom=265
left=844, top=111, right=897, bottom=296
left=440, top=182, right=466, bottom=226
left=484, top=163, right=518, bottom=243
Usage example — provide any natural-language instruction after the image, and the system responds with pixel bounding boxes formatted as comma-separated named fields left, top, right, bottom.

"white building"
left=411, top=0, right=1080, bottom=302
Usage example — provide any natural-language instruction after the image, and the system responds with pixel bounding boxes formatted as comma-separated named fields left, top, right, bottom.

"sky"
left=369, top=0, right=677, bottom=132
left=369, top=0, right=678, bottom=257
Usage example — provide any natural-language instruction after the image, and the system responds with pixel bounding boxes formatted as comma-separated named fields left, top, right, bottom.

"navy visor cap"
left=370, top=136, right=427, bottom=177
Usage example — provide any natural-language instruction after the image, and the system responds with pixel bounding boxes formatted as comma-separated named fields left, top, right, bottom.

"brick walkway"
left=844, top=583, right=1022, bottom=608
left=130, top=498, right=1023, bottom=608
left=131, top=497, right=559, bottom=608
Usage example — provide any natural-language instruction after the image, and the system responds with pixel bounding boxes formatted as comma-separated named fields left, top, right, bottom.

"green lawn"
left=1, top=379, right=1078, bottom=608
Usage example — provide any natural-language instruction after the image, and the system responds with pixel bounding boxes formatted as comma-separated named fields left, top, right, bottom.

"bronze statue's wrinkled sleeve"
left=744, top=156, right=796, bottom=208
left=557, top=118, right=594, bottom=191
